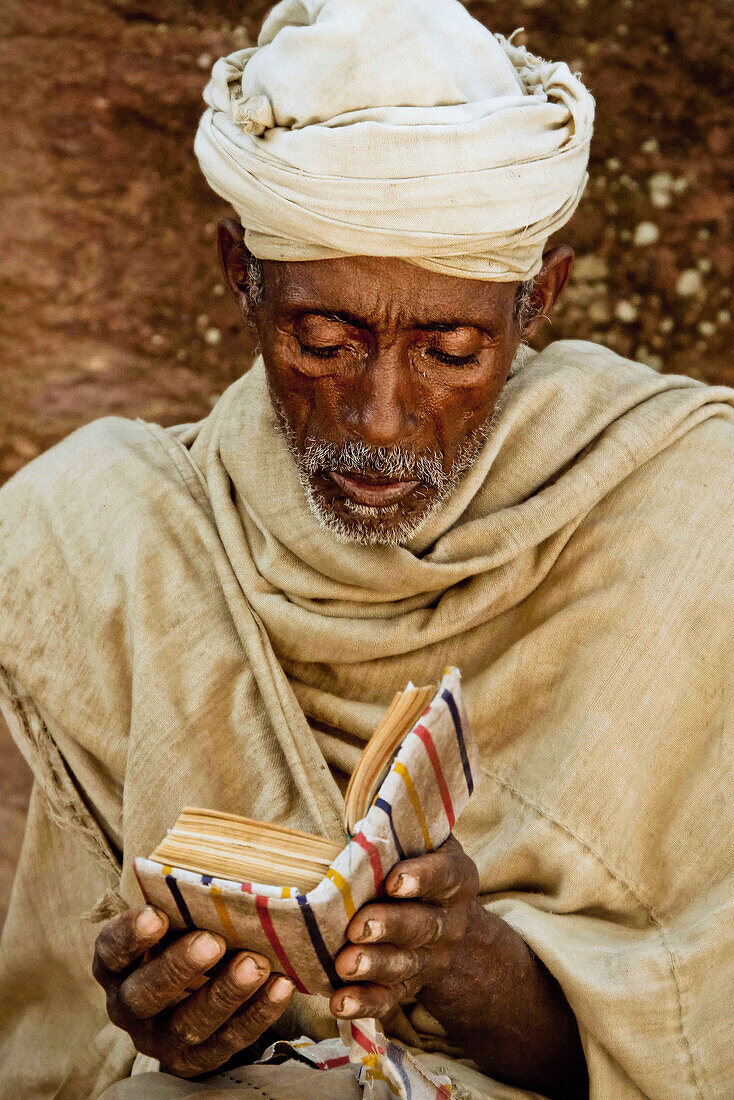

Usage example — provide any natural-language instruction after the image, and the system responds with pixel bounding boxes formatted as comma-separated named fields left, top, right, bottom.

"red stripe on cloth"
left=352, top=831, right=384, bottom=894
left=254, top=895, right=308, bottom=994
left=350, top=1022, right=378, bottom=1055
left=240, top=882, right=252, bottom=893
left=414, top=723, right=455, bottom=830
left=321, top=1055, right=350, bottom=1069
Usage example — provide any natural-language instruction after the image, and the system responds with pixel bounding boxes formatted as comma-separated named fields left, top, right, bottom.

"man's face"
left=219, top=233, right=572, bottom=545
left=251, top=255, right=524, bottom=545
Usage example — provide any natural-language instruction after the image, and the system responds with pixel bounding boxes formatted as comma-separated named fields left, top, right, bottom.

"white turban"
left=195, top=0, right=594, bottom=281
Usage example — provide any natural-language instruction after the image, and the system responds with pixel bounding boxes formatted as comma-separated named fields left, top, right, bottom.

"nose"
left=346, top=345, right=417, bottom=447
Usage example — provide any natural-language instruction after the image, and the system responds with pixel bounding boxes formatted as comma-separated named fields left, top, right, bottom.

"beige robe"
left=1, top=339, right=732, bottom=1098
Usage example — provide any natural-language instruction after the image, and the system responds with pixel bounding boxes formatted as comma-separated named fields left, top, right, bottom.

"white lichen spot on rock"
left=676, top=269, right=703, bottom=297
left=614, top=300, right=638, bottom=323
left=633, top=222, right=660, bottom=247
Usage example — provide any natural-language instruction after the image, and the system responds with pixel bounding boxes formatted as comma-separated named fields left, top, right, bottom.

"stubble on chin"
left=268, top=388, right=497, bottom=547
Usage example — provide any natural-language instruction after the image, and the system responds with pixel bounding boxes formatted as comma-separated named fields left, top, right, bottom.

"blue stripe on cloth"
left=374, top=797, right=406, bottom=861
left=441, top=688, right=474, bottom=795
left=201, top=875, right=213, bottom=885
left=387, top=1041, right=412, bottom=1099
left=165, top=874, right=195, bottom=930
left=296, top=894, right=340, bottom=989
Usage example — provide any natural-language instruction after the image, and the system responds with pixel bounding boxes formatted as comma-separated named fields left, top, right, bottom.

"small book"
left=135, top=667, right=479, bottom=997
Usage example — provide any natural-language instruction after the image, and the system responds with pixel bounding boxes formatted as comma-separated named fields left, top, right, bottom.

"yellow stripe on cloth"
left=326, top=867, right=356, bottom=919
left=361, top=1054, right=400, bottom=1096
left=393, top=761, right=433, bottom=852
left=210, top=884, right=238, bottom=942
left=161, top=865, right=173, bottom=875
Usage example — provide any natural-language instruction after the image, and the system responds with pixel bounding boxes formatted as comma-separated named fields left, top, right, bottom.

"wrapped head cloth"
left=195, top=0, right=595, bottom=282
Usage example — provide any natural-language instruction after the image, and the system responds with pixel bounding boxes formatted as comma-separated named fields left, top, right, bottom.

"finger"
left=385, top=835, right=478, bottom=904
left=118, top=931, right=226, bottom=1019
left=168, top=952, right=271, bottom=1046
left=347, top=901, right=446, bottom=949
left=175, top=976, right=295, bottom=1077
left=331, top=980, right=416, bottom=1020
left=335, top=943, right=427, bottom=986
left=93, top=906, right=169, bottom=985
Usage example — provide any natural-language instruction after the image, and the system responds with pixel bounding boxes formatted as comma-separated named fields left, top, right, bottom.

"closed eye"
left=299, top=343, right=342, bottom=360
left=427, top=348, right=479, bottom=367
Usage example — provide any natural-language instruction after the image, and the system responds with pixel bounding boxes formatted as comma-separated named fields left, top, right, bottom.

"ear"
left=217, top=218, right=253, bottom=313
left=519, top=244, right=574, bottom=339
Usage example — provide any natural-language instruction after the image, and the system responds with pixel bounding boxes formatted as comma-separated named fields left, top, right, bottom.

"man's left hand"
left=331, top=834, right=589, bottom=1100
left=332, top=833, right=480, bottom=1019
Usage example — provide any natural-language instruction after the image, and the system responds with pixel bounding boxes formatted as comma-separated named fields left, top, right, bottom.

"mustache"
left=301, top=439, right=448, bottom=490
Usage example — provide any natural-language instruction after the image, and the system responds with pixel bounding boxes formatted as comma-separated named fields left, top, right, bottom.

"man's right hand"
left=93, top=905, right=295, bottom=1078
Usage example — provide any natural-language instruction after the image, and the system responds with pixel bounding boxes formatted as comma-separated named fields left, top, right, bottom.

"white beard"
left=270, top=392, right=501, bottom=547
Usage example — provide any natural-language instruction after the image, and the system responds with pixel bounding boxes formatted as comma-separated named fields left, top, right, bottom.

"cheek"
left=266, top=356, right=343, bottom=446
left=430, top=381, right=501, bottom=459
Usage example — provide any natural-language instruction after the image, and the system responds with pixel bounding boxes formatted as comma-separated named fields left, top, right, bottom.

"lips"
left=329, top=471, right=420, bottom=507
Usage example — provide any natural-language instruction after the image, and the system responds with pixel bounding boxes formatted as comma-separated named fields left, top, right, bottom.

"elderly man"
left=1, top=0, right=732, bottom=1097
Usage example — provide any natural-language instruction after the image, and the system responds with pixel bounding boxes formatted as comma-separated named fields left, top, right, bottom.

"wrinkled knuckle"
left=396, top=980, right=411, bottom=1003
left=168, top=1014, right=202, bottom=1048
left=117, top=979, right=148, bottom=1018
left=425, top=910, right=445, bottom=945
left=440, top=863, right=464, bottom=900
left=158, top=950, right=195, bottom=989
left=374, top=990, right=397, bottom=1017
left=244, top=999, right=270, bottom=1030
left=211, top=973, right=246, bottom=1011
left=244, top=996, right=276, bottom=1032
left=403, top=948, right=423, bottom=979
left=167, top=1051, right=201, bottom=1078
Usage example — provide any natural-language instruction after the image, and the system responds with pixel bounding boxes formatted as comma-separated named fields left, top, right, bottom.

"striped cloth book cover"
left=135, top=667, right=480, bottom=999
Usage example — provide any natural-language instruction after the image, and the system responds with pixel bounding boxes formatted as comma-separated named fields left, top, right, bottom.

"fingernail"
left=338, top=995, right=360, bottom=1016
left=136, top=906, right=164, bottom=936
left=350, top=952, right=370, bottom=977
left=268, top=976, right=295, bottom=1002
left=359, top=920, right=384, bottom=941
left=189, top=932, right=222, bottom=965
left=393, top=874, right=418, bottom=897
left=233, top=955, right=261, bottom=985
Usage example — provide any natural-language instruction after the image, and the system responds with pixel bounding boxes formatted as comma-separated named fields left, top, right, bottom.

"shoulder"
left=0, top=416, right=216, bottom=736
left=1, top=415, right=190, bottom=523
left=0, top=415, right=213, bottom=573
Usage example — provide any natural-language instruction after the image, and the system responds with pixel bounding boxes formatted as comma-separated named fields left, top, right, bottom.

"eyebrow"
left=292, top=309, right=496, bottom=336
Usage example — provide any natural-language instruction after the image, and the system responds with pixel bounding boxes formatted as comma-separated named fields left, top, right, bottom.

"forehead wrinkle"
left=267, top=259, right=513, bottom=335
left=276, top=293, right=503, bottom=337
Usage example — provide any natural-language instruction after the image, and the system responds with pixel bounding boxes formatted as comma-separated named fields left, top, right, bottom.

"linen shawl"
left=0, top=339, right=733, bottom=1098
